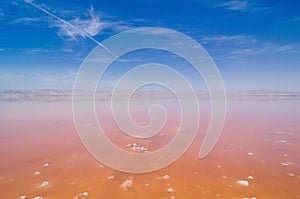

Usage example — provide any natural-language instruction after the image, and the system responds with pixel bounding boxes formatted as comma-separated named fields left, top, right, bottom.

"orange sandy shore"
left=0, top=100, right=299, bottom=199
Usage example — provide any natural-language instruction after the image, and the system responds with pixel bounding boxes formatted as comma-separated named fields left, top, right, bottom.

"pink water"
left=0, top=100, right=299, bottom=198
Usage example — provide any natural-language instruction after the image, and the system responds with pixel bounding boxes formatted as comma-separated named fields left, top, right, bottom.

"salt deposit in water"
left=275, top=139, right=287, bottom=143
left=237, top=180, right=249, bottom=187
left=43, top=163, right=49, bottom=168
left=34, top=171, right=40, bottom=175
left=167, top=187, right=174, bottom=193
left=40, top=181, right=49, bottom=187
left=82, top=192, right=88, bottom=197
left=33, top=197, right=43, bottom=199
left=74, top=192, right=89, bottom=199
left=281, top=162, right=290, bottom=167
left=121, top=177, right=134, bottom=191
left=158, top=174, right=170, bottom=180
left=127, top=143, right=148, bottom=152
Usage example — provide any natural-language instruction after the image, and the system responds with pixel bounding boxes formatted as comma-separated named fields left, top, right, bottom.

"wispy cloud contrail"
left=23, top=0, right=117, bottom=57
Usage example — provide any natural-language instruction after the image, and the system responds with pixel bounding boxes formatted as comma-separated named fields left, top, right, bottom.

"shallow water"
left=0, top=100, right=299, bottom=199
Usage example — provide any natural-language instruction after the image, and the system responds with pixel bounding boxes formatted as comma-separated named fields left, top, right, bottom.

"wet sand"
left=0, top=100, right=299, bottom=199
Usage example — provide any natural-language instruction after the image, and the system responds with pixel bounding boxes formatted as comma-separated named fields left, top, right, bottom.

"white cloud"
left=36, top=70, right=76, bottom=83
left=0, top=73, right=25, bottom=80
left=200, top=34, right=298, bottom=58
left=101, top=21, right=131, bottom=32
left=0, top=7, right=4, bottom=17
left=11, top=17, right=45, bottom=25
left=215, top=0, right=248, bottom=10
left=54, top=6, right=102, bottom=40
left=285, top=17, right=300, bottom=23
left=133, top=27, right=174, bottom=35
left=22, top=48, right=49, bottom=55
left=0, top=71, right=77, bottom=90
left=22, top=1, right=129, bottom=44
left=117, top=58, right=150, bottom=63
left=201, top=35, right=256, bottom=45
left=49, top=7, right=129, bottom=42
left=231, top=43, right=298, bottom=57
left=214, top=1, right=271, bottom=12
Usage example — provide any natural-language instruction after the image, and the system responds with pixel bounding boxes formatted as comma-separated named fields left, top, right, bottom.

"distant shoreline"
left=0, top=89, right=300, bottom=102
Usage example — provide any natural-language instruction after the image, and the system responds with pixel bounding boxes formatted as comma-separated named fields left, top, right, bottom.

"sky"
left=0, top=0, right=299, bottom=91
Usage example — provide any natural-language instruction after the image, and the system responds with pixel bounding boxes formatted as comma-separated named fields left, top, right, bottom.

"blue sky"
left=0, top=0, right=299, bottom=91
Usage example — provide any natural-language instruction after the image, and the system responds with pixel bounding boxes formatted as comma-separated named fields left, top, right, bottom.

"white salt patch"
left=98, top=164, right=104, bottom=168
left=237, top=180, right=249, bottom=187
left=40, top=181, right=49, bottom=187
left=287, top=161, right=295, bottom=165
left=82, top=192, right=88, bottom=197
left=275, top=139, right=287, bottom=143
left=248, top=176, right=254, bottom=180
left=121, top=177, right=133, bottom=191
left=127, top=143, right=148, bottom=152
left=281, top=162, right=289, bottom=167
left=158, top=174, right=170, bottom=180
left=33, top=197, right=43, bottom=199
left=34, top=171, right=40, bottom=175
left=167, top=187, right=174, bottom=193
left=274, top=131, right=285, bottom=135
left=247, top=152, right=254, bottom=156
left=18, top=195, right=27, bottom=199
left=243, top=197, right=256, bottom=199
left=288, top=173, right=295, bottom=177
left=43, top=163, right=49, bottom=168
left=108, top=176, right=115, bottom=180
left=74, top=192, right=88, bottom=199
